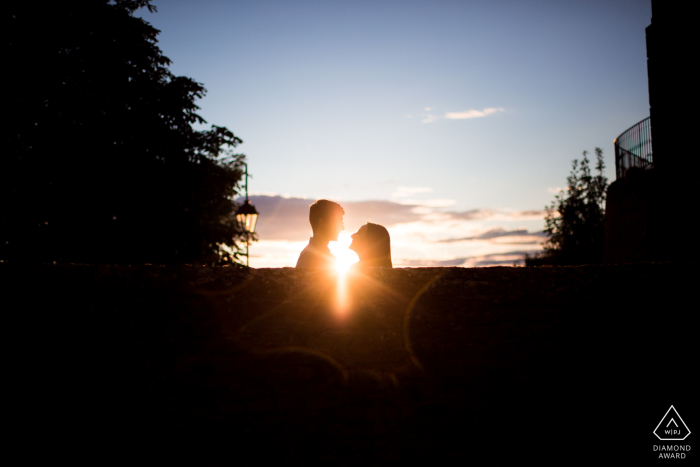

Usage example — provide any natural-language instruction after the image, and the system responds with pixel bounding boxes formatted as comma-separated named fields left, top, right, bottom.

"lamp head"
left=235, top=200, right=259, bottom=233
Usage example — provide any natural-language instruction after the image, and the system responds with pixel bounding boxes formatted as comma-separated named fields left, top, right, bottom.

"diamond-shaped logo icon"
left=654, top=405, right=691, bottom=441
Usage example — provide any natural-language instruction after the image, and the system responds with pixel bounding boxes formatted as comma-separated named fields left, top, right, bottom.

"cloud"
left=548, top=187, right=563, bottom=194
left=239, top=196, right=547, bottom=268
left=238, top=196, right=546, bottom=247
left=508, top=210, right=546, bottom=218
left=410, top=106, right=504, bottom=124
left=342, top=199, right=426, bottom=227
left=242, top=196, right=314, bottom=241
left=444, top=107, right=505, bottom=120
left=241, top=195, right=427, bottom=242
left=436, top=228, right=547, bottom=244
left=396, top=250, right=534, bottom=267
left=442, top=209, right=494, bottom=220
left=438, top=209, right=545, bottom=221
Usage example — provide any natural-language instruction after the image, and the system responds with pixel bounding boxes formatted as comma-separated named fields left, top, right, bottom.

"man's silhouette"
left=296, top=200, right=345, bottom=268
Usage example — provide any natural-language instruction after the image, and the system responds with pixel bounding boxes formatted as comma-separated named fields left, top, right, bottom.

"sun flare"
left=330, top=232, right=358, bottom=274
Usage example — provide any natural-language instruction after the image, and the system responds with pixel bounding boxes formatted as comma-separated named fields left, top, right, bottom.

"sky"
left=137, top=0, right=652, bottom=268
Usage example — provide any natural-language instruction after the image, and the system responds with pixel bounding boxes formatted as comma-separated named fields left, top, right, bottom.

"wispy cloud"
left=443, top=209, right=495, bottom=220
left=239, top=195, right=546, bottom=267
left=444, top=107, right=505, bottom=119
left=239, top=196, right=545, bottom=242
left=438, top=209, right=545, bottom=221
left=411, top=106, right=505, bottom=124
left=493, top=210, right=546, bottom=220
left=396, top=250, right=532, bottom=267
left=241, top=195, right=427, bottom=241
left=436, top=228, right=547, bottom=244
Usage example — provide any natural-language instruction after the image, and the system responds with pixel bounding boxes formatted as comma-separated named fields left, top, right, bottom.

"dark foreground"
left=4, top=263, right=696, bottom=463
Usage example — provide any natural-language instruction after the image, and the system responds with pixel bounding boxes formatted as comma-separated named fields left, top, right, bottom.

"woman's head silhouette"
left=349, top=222, right=392, bottom=268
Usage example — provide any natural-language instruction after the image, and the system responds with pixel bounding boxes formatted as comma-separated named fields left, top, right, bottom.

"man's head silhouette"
left=296, top=199, right=345, bottom=268
left=309, top=199, right=345, bottom=242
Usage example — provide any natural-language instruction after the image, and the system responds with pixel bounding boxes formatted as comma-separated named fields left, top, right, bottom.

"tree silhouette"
left=526, top=148, right=608, bottom=266
left=4, top=0, right=250, bottom=265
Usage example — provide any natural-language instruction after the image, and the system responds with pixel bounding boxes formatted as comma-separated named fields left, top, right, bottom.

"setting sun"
left=330, top=232, right=358, bottom=273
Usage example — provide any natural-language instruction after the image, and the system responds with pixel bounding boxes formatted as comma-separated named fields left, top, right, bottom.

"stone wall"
left=4, top=263, right=695, bottom=462
left=604, top=167, right=697, bottom=263
left=604, top=168, right=664, bottom=263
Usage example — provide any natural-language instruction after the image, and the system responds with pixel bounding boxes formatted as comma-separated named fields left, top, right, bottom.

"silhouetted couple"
left=296, top=200, right=392, bottom=270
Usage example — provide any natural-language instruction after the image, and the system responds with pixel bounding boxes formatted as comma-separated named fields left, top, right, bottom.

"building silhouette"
left=604, top=0, right=698, bottom=263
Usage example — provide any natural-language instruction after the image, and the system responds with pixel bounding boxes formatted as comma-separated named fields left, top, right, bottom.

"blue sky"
left=138, top=0, right=652, bottom=267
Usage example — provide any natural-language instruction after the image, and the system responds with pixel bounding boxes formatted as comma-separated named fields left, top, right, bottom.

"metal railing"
left=614, top=116, right=653, bottom=179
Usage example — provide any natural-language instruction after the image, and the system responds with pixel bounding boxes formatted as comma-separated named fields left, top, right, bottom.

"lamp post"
left=235, top=162, right=258, bottom=267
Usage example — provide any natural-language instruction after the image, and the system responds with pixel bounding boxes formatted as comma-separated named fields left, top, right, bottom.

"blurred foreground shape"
left=4, top=263, right=696, bottom=462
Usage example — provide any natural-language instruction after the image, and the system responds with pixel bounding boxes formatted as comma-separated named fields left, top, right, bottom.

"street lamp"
left=235, top=162, right=258, bottom=267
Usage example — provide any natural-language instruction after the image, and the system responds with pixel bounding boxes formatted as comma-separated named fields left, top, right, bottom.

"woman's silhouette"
left=349, top=222, right=393, bottom=268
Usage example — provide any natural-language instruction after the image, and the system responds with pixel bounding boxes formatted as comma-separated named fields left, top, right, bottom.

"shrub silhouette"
left=526, top=148, right=608, bottom=266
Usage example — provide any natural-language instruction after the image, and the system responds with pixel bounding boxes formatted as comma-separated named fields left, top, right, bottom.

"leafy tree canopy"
left=526, top=148, right=608, bottom=266
left=4, top=0, right=251, bottom=265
